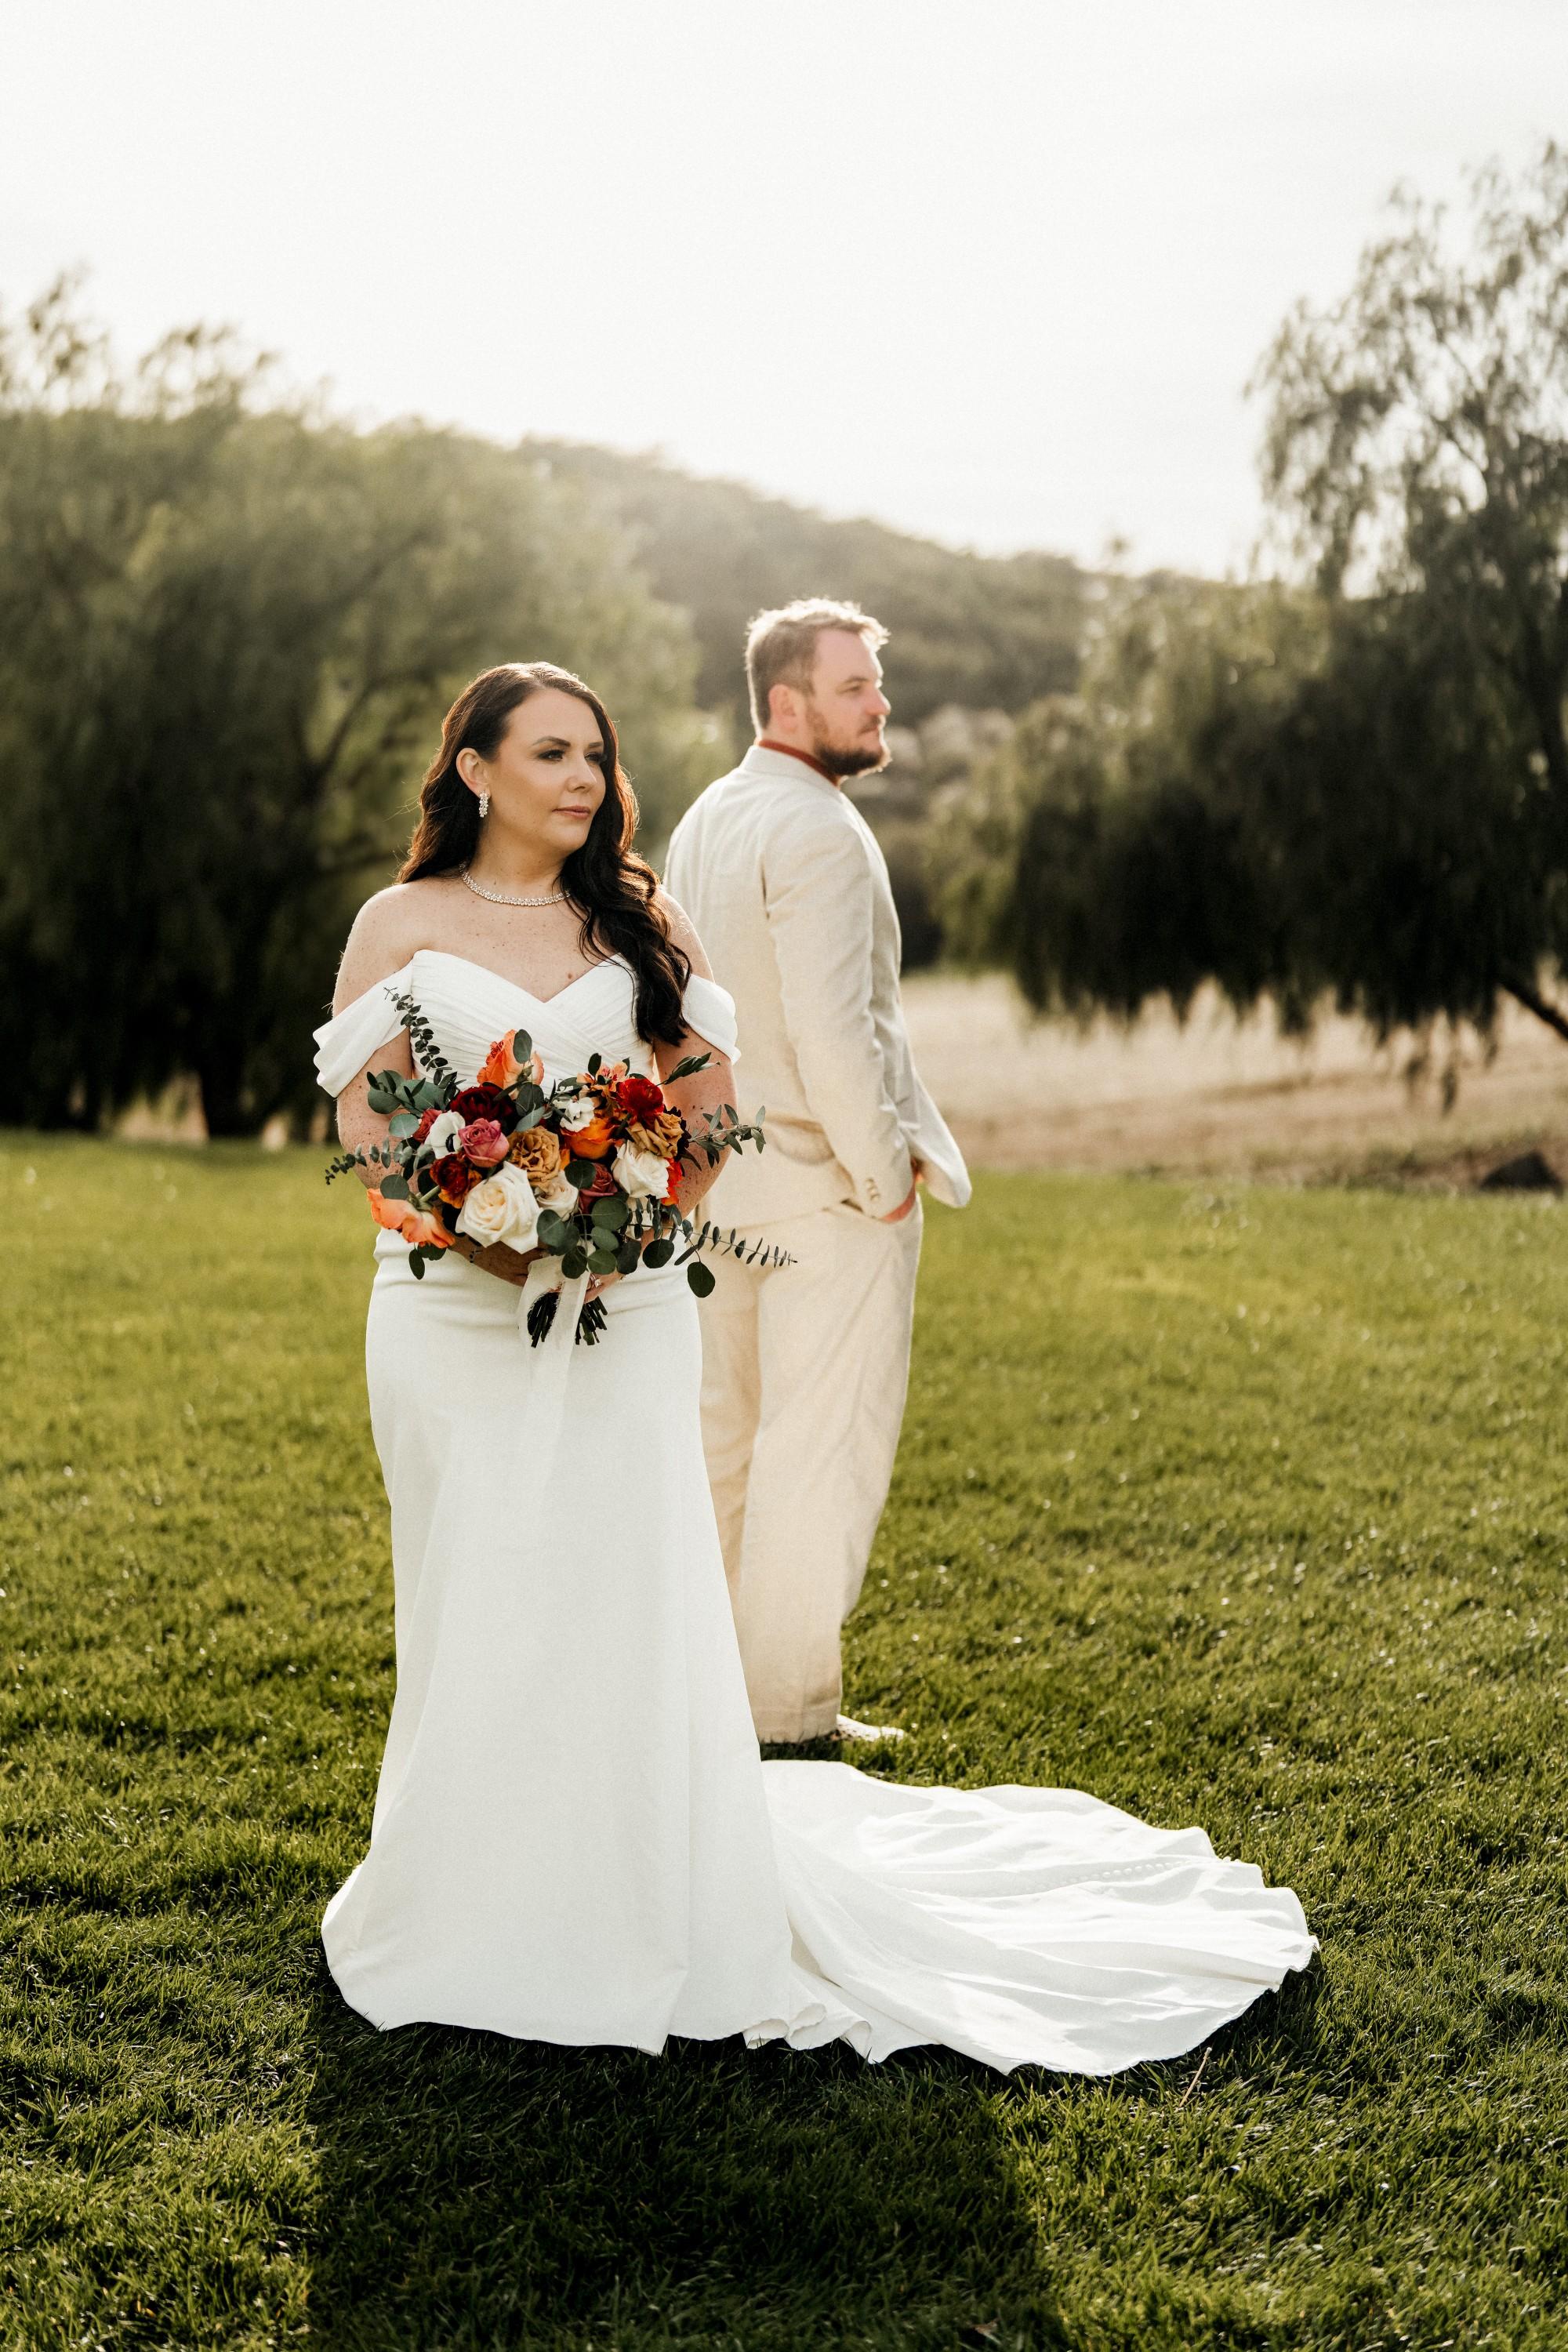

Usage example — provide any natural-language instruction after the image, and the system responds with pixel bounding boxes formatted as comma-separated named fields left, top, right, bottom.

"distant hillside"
left=521, top=439, right=1087, bottom=728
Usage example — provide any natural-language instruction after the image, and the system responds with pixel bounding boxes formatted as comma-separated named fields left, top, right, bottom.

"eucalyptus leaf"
left=686, top=1261, right=717, bottom=1298
left=387, top=1111, right=419, bottom=1138
left=379, top=1171, right=410, bottom=1201
left=642, top=1238, right=674, bottom=1269
left=588, top=1246, right=619, bottom=1275
left=615, top=1238, right=641, bottom=1275
left=666, top=1052, right=713, bottom=1082
left=409, top=1253, right=426, bottom=1279
left=561, top=1250, right=587, bottom=1280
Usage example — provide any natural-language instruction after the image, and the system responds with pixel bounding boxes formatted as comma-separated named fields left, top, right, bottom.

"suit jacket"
left=665, top=742, right=971, bottom=1225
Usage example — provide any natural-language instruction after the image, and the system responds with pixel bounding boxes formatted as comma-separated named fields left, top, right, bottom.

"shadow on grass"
left=302, top=1954, right=1065, bottom=2352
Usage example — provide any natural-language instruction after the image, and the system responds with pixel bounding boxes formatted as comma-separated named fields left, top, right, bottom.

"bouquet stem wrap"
left=510, top=1261, right=590, bottom=1482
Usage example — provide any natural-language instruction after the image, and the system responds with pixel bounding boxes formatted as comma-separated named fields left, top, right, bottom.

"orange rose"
left=366, top=1189, right=453, bottom=1250
left=562, top=1112, right=615, bottom=1160
left=368, top=1187, right=408, bottom=1233
left=477, top=1033, right=545, bottom=1090
left=407, top=1210, right=454, bottom=1250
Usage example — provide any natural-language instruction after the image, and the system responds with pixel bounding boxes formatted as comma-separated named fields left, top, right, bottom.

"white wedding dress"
left=313, top=949, right=1313, bottom=2072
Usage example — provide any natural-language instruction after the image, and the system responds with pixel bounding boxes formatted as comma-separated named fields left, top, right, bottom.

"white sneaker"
left=835, top=1713, right=908, bottom=1743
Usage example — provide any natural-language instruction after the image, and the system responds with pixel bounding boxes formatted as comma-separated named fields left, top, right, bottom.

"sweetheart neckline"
left=407, top=946, right=627, bottom=1012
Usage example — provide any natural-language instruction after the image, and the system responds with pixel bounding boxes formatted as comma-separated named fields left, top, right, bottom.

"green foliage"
left=0, top=283, right=710, bottom=1138
left=941, top=571, right=1561, bottom=1055
left=0, top=292, right=1084, bottom=1140
left=935, top=583, right=1316, bottom=1021
left=943, top=145, right=1568, bottom=1056
left=875, top=817, right=946, bottom=970
left=7, top=1136, right=1568, bottom=2344
left=522, top=437, right=1086, bottom=729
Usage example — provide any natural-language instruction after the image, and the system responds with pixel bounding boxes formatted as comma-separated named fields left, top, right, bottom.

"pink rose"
left=458, top=1117, right=510, bottom=1167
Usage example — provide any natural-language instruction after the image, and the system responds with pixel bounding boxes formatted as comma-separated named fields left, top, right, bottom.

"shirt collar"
left=753, top=737, right=842, bottom=789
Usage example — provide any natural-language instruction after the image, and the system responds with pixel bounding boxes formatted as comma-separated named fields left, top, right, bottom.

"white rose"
left=423, top=1109, right=464, bottom=1158
left=534, top=1165, right=579, bottom=1214
left=613, top=1140, right=673, bottom=1200
left=456, top=1162, right=541, bottom=1254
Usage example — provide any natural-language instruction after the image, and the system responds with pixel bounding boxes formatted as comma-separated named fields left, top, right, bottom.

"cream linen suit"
left=665, top=743, right=971, bottom=1740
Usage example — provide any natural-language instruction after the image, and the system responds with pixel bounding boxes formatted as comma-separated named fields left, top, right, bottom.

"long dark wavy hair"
left=400, top=663, right=690, bottom=1047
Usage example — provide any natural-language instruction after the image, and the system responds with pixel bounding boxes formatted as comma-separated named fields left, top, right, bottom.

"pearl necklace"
left=460, top=867, right=567, bottom=909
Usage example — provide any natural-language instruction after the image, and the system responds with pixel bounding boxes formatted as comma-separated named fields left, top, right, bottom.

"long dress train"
left=313, top=950, right=1312, bottom=2073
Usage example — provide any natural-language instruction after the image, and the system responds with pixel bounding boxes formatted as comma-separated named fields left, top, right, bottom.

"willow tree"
left=939, top=144, right=1568, bottom=1058
left=0, top=282, right=711, bottom=1134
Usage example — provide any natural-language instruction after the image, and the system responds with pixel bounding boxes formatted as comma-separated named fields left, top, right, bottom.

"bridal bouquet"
left=326, top=993, right=787, bottom=1343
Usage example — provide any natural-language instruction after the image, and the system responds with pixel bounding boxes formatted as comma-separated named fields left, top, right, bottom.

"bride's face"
left=467, top=688, right=608, bottom=861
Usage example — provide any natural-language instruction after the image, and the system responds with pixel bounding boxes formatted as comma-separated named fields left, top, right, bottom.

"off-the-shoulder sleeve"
left=313, top=962, right=415, bottom=1096
left=681, top=973, right=739, bottom=1063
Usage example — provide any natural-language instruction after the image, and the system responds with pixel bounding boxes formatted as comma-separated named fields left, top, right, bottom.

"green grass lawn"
left=4, top=1137, right=1566, bottom=2350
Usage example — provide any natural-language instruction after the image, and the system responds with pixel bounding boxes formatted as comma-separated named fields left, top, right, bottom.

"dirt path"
left=902, top=974, right=1568, bottom=1183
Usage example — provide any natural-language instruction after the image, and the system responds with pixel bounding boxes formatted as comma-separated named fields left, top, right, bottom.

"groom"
left=665, top=598, right=970, bottom=1744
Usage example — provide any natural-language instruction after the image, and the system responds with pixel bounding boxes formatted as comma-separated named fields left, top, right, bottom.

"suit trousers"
left=699, top=1196, right=923, bottom=1742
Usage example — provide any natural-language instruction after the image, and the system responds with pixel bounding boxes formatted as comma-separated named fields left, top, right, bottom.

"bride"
left=314, top=659, right=1312, bottom=2073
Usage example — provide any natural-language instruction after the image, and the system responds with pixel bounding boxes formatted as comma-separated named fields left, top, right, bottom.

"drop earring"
left=477, top=789, right=490, bottom=819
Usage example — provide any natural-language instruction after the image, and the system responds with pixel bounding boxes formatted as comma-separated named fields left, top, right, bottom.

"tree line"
left=521, top=438, right=1086, bottom=729
left=0, top=285, right=1083, bottom=1138
left=938, top=144, right=1568, bottom=1077
left=14, top=147, right=1559, bottom=1145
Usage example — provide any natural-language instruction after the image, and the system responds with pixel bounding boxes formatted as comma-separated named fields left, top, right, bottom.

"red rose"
left=412, top=1106, right=440, bottom=1145
left=616, top=1073, right=666, bottom=1123
left=450, top=1083, right=518, bottom=1132
left=430, top=1152, right=481, bottom=1203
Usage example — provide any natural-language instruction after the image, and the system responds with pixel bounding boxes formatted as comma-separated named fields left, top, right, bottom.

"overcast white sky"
left=3, top=1, right=1565, bottom=574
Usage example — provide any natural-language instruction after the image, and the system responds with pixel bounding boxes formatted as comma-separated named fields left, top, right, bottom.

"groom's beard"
left=806, top=707, right=890, bottom=779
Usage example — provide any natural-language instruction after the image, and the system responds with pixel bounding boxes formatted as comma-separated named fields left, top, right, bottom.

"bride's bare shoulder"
left=334, top=878, right=457, bottom=1012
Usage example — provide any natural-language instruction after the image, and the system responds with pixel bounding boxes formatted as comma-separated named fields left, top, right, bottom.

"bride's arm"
left=331, top=891, right=418, bottom=1186
left=330, top=891, right=538, bottom=1289
left=654, top=896, right=739, bottom=1221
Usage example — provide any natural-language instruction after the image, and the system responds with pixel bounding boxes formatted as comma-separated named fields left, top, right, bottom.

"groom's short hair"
left=745, top=598, right=888, bottom=734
